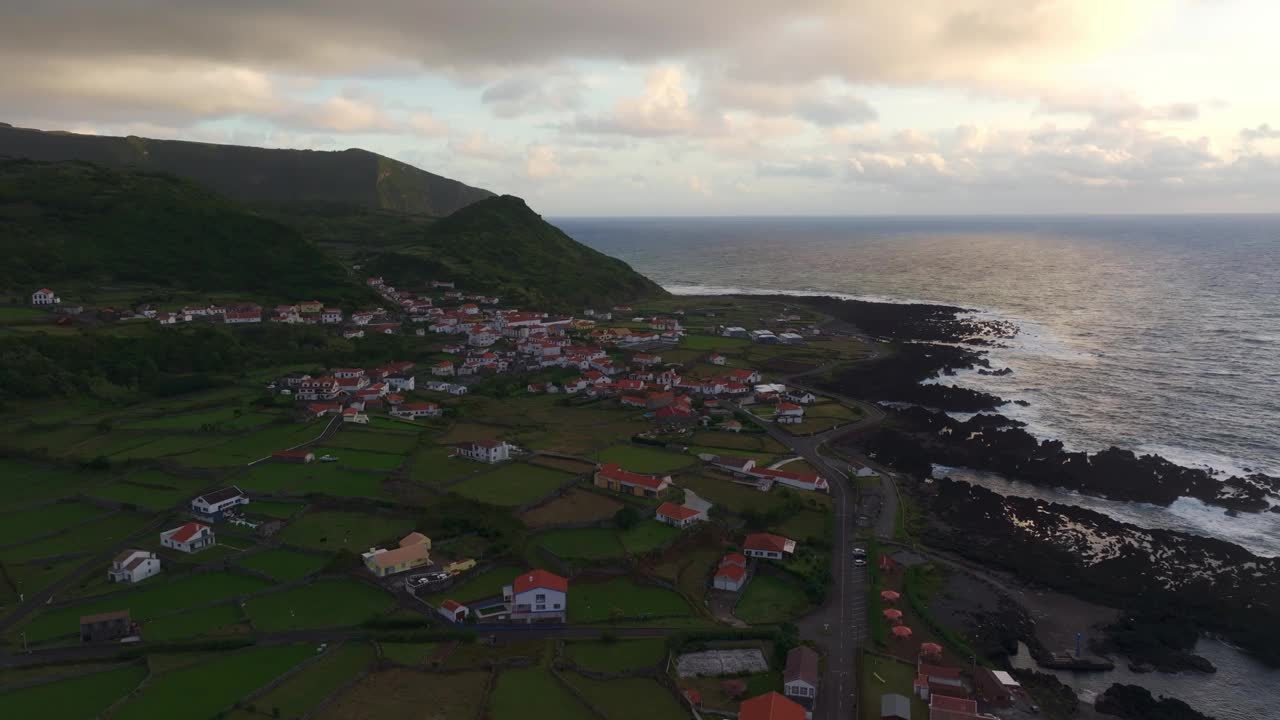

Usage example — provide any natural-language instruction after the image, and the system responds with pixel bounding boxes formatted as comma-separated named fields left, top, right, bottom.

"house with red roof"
left=783, top=646, right=821, bottom=713
left=503, top=569, right=568, bottom=623
left=928, top=694, right=987, bottom=720
left=362, top=532, right=432, bottom=577
left=223, top=303, right=262, bottom=324
left=755, top=467, right=830, bottom=493
left=632, top=352, right=661, bottom=366
left=432, top=361, right=455, bottom=376
left=160, top=522, right=215, bottom=554
left=438, top=599, right=469, bottom=623
left=744, top=533, right=797, bottom=560
left=739, top=691, right=806, bottom=720
left=656, top=502, right=702, bottom=528
left=620, top=394, right=647, bottom=409
left=728, top=368, right=762, bottom=384
left=390, top=402, right=441, bottom=420
left=708, top=353, right=727, bottom=366
left=714, top=554, right=749, bottom=592
left=307, top=403, right=343, bottom=418
left=776, top=402, right=805, bottom=425
left=915, top=662, right=967, bottom=702
left=272, top=449, right=315, bottom=463
left=456, top=439, right=512, bottom=464
left=594, top=464, right=671, bottom=498
left=31, top=288, right=60, bottom=305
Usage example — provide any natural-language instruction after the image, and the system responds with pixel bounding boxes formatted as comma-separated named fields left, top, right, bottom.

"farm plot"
left=0, top=512, right=156, bottom=563
left=568, top=577, right=693, bottom=623
left=689, top=431, right=788, bottom=454
left=0, top=461, right=110, bottom=510
left=279, top=510, right=413, bottom=553
left=176, top=421, right=329, bottom=466
left=86, top=480, right=189, bottom=511
left=140, top=603, right=249, bottom=642
left=4, top=557, right=86, bottom=601
left=122, top=407, right=276, bottom=431
left=246, top=499, right=305, bottom=519
left=245, top=579, right=394, bottom=631
left=106, top=434, right=232, bottom=461
left=110, top=644, right=313, bottom=720
left=618, top=520, right=681, bottom=554
left=409, top=445, right=480, bottom=485
left=379, top=641, right=439, bottom=666
left=564, top=638, right=666, bottom=673
left=450, top=463, right=572, bottom=507
left=231, top=641, right=376, bottom=720
left=309, top=447, right=406, bottom=472
left=0, top=662, right=148, bottom=720
left=236, top=548, right=330, bottom=582
left=676, top=474, right=791, bottom=515
left=316, top=668, right=489, bottom=720
left=490, top=668, right=595, bottom=720
left=534, top=528, right=625, bottom=560
left=564, top=674, right=688, bottom=720
left=734, top=574, right=811, bottom=625
left=596, top=444, right=696, bottom=473
left=680, top=334, right=751, bottom=351
left=0, top=502, right=107, bottom=546
left=16, top=571, right=272, bottom=643
left=520, top=488, right=622, bottom=528
left=322, top=428, right=419, bottom=454
left=238, top=462, right=389, bottom=499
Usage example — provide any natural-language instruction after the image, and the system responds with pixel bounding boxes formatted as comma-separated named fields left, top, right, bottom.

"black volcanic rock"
left=1095, top=684, right=1219, bottom=720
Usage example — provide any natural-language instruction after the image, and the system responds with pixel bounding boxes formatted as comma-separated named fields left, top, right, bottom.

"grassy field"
left=490, top=667, right=595, bottom=720
left=408, top=445, right=480, bottom=485
left=459, top=395, right=650, bottom=456
left=141, top=603, right=248, bottom=642
left=0, top=512, right=156, bottom=563
left=122, top=407, right=276, bottom=431
left=309, top=446, right=405, bottom=472
left=0, top=306, right=51, bottom=323
left=236, top=548, right=330, bottom=582
left=16, top=571, right=273, bottom=643
left=246, top=499, right=305, bottom=519
left=379, top=641, right=439, bottom=666
left=85, top=480, right=189, bottom=511
left=323, top=428, right=419, bottom=454
left=0, top=502, right=107, bottom=545
left=735, top=574, right=811, bottom=625
left=0, top=662, right=148, bottom=720
left=0, top=462, right=110, bottom=510
left=860, top=652, right=930, bottom=720
left=684, top=670, right=782, bottom=710
left=618, top=520, right=681, bottom=554
left=689, top=430, right=788, bottom=454
left=773, top=510, right=833, bottom=545
left=279, top=510, right=413, bottom=553
left=245, top=579, right=394, bottom=631
left=3, top=557, right=85, bottom=604
left=685, top=445, right=783, bottom=465
left=107, top=434, right=233, bottom=461
left=520, top=488, right=622, bottom=528
left=676, top=473, right=791, bottom=515
left=315, top=668, right=489, bottom=720
left=450, top=463, right=572, bottom=507
left=111, top=644, right=314, bottom=720
left=564, top=674, right=688, bottom=720
left=564, top=638, right=666, bottom=672
left=569, top=577, right=693, bottom=623
left=595, top=444, right=695, bottom=473
left=534, top=527, right=625, bottom=560
left=176, top=421, right=328, bottom=467
left=238, top=462, right=389, bottom=500
left=425, top=563, right=522, bottom=604
left=680, top=334, right=751, bottom=351
left=232, top=641, right=376, bottom=720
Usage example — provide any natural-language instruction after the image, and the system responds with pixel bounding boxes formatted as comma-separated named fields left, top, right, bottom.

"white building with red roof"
left=456, top=439, right=512, bottom=464
left=160, top=522, right=215, bottom=554
left=438, top=599, right=469, bottom=623
left=593, top=464, right=671, bottom=498
left=503, top=569, right=568, bottom=623
left=432, top=361, right=455, bottom=376
left=776, top=402, right=805, bottom=425
left=31, top=288, right=60, bottom=305
left=755, top=467, right=829, bottom=493
left=744, top=533, right=797, bottom=560
left=714, top=554, right=748, bottom=592
left=656, top=502, right=702, bottom=528
left=391, top=402, right=441, bottom=419
left=321, top=308, right=343, bottom=324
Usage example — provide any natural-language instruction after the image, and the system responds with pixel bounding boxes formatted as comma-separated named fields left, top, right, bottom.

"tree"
left=614, top=506, right=640, bottom=529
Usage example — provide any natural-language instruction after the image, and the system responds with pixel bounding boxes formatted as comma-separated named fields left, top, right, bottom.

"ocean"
left=560, top=215, right=1280, bottom=553
left=559, top=214, right=1280, bottom=717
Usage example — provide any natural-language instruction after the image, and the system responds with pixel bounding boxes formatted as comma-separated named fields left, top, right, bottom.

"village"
left=1, top=287, right=1031, bottom=720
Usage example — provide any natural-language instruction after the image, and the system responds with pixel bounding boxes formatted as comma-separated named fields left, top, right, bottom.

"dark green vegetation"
left=0, top=159, right=365, bottom=303
left=365, top=195, right=666, bottom=308
left=0, top=662, right=148, bottom=720
left=0, top=124, right=492, bottom=216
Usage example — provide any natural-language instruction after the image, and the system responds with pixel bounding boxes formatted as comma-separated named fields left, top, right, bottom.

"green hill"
left=362, top=195, right=667, bottom=308
left=0, top=159, right=369, bottom=304
left=0, top=124, right=492, bottom=216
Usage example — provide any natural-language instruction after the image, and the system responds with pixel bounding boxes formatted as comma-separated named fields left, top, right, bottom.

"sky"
left=3, top=1, right=1280, bottom=216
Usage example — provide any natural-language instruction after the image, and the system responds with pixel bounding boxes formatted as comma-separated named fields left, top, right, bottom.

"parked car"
left=318, top=455, right=338, bottom=462
left=853, top=558, right=867, bottom=567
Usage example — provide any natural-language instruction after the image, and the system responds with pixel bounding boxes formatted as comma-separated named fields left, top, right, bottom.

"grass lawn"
left=520, top=488, right=623, bottom=528
left=0, top=663, right=148, bottom=720
left=425, top=563, right=522, bottom=604
left=239, top=462, right=390, bottom=500
left=564, top=638, right=666, bottom=672
left=247, top=499, right=305, bottom=519
left=279, top=510, right=413, bottom=553
left=16, top=572, right=272, bottom=643
left=535, top=527, right=625, bottom=560
left=0, top=512, right=156, bottom=563
left=111, top=644, right=314, bottom=720
left=618, top=520, right=681, bottom=554
left=569, top=577, right=693, bottom=623
left=860, top=652, right=930, bottom=720
left=685, top=445, right=783, bottom=465
left=450, top=463, right=571, bottom=507
left=564, top=674, right=687, bottom=720
left=245, top=579, right=394, bottom=631
left=0, top=306, right=50, bottom=323
left=107, top=433, right=232, bottom=461
left=735, top=574, right=811, bottom=625
left=680, top=334, right=751, bottom=351
left=0, top=502, right=107, bottom=545
left=408, top=445, right=480, bottom=485
left=122, top=407, right=276, bottom=431
left=323, top=428, right=419, bottom=454
left=86, top=480, right=189, bottom=511
left=315, top=668, right=489, bottom=720
left=236, top=548, right=330, bottom=582
left=595, top=444, right=696, bottom=473
left=773, top=510, right=833, bottom=545
left=4, top=557, right=85, bottom=604
left=177, top=421, right=329, bottom=467
left=310, top=446, right=406, bottom=472
left=676, top=474, right=790, bottom=515
left=0, top=462, right=110, bottom=511
left=142, top=603, right=249, bottom=642
left=379, top=641, right=439, bottom=666
left=689, top=431, right=788, bottom=454
left=237, top=641, right=376, bottom=719
left=490, top=667, right=595, bottom=720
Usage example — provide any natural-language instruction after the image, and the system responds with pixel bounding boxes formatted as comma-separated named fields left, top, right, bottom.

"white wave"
left=1135, top=443, right=1280, bottom=479
left=662, top=283, right=958, bottom=307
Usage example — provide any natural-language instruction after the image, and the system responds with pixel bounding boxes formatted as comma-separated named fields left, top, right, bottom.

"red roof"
left=716, top=563, right=747, bottom=582
left=654, top=405, right=695, bottom=418
left=657, top=502, right=700, bottom=521
left=777, top=402, right=802, bottom=412
left=729, top=369, right=755, bottom=379
left=273, top=449, right=313, bottom=459
left=441, top=599, right=465, bottom=612
left=512, top=569, right=568, bottom=594
left=930, top=694, right=979, bottom=719
left=401, top=402, right=438, bottom=411
left=597, top=464, right=669, bottom=491
left=722, top=552, right=747, bottom=567
left=744, top=533, right=793, bottom=554
left=755, top=468, right=820, bottom=485
left=739, top=692, right=805, bottom=720
left=684, top=689, right=702, bottom=705
left=920, top=663, right=962, bottom=680
left=168, top=522, right=208, bottom=544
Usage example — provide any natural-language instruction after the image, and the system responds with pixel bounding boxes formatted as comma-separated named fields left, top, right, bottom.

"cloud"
left=687, top=175, right=713, bottom=196
left=525, top=144, right=561, bottom=178
left=700, top=76, right=877, bottom=126
left=449, top=133, right=516, bottom=162
left=757, top=159, right=834, bottom=179
left=574, top=66, right=723, bottom=137
left=1241, top=123, right=1280, bottom=142
left=480, top=70, right=586, bottom=117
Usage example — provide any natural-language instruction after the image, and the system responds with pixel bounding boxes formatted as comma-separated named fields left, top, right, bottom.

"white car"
left=318, top=455, right=338, bottom=463
left=853, top=558, right=867, bottom=567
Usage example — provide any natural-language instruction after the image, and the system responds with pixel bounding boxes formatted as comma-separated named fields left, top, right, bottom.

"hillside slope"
left=0, top=159, right=368, bottom=304
left=0, top=124, right=492, bottom=216
left=364, top=195, right=667, bottom=308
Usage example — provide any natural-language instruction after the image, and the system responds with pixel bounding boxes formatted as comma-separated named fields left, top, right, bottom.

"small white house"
left=190, top=486, right=248, bottom=521
left=438, top=599, right=470, bottom=623
left=504, top=569, right=568, bottom=623
left=391, top=402, right=441, bottom=419
left=160, top=522, right=215, bottom=554
left=107, top=550, right=160, bottom=584
left=713, top=554, right=748, bottom=592
left=456, top=440, right=511, bottom=464
left=656, top=502, right=702, bottom=529
left=743, top=533, right=796, bottom=560
left=31, top=288, right=60, bottom=305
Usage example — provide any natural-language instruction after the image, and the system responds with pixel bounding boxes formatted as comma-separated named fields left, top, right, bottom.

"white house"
left=160, top=522, right=215, bottom=554
left=342, top=407, right=370, bottom=424
left=31, top=288, right=60, bottom=305
left=438, top=599, right=470, bottom=623
left=783, top=646, right=821, bottom=714
left=190, top=486, right=248, bottom=521
left=432, top=361, right=455, bottom=377
left=107, top=550, right=160, bottom=584
left=713, top=554, right=748, bottom=592
left=391, top=402, right=441, bottom=419
left=743, top=533, right=796, bottom=560
left=656, top=502, right=702, bottom=529
left=455, top=439, right=511, bottom=464
left=504, top=569, right=568, bottom=623
left=776, top=402, right=805, bottom=422
left=321, top=308, right=343, bottom=324
left=384, top=375, right=415, bottom=392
